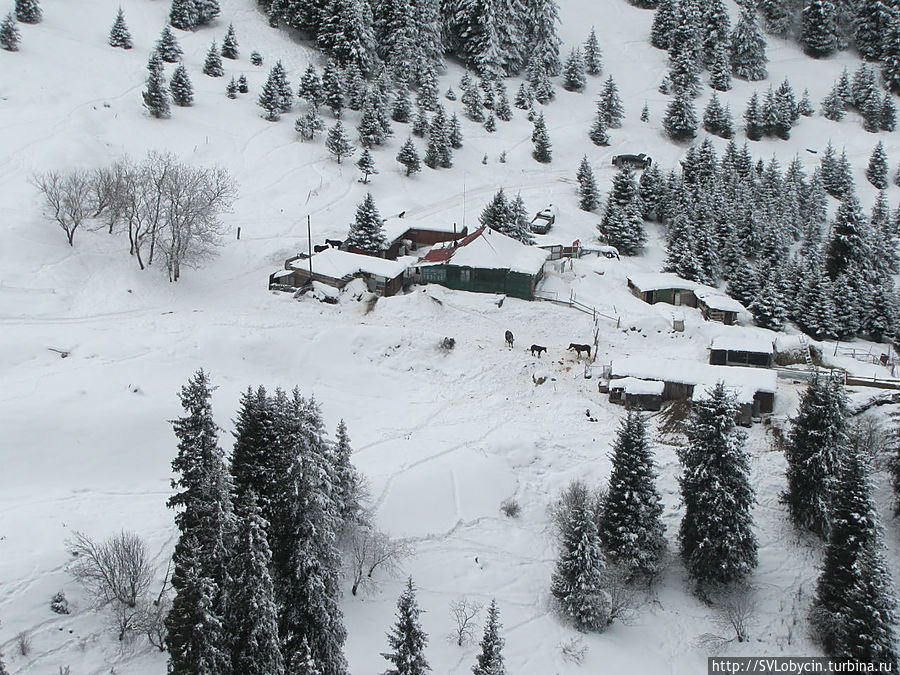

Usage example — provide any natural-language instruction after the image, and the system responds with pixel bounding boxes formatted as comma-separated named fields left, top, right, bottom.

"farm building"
left=709, top=333, right=775, bottom=368
left=382, top=219, right=469, bottom=259
left=626, top=273, right=745, bottom=325
left=608, top=357, right=776, bottom=424
left=270, top=248, right=409, bottom=297
left=416, top=226, right=550, bottom=300
left=608, top=377, right=664, bottom=411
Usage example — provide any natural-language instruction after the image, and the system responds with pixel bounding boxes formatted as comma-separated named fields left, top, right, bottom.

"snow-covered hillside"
left=1, top=0, right=900, bottom=673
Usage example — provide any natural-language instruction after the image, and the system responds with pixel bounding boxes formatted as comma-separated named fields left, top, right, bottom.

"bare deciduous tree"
left=344, top=524, right=413, bottom=596
left=695, top=587, right=756, bottom=652
left=449, top=597, right=482, bottom=646
left=31, top=169, right=95, bottom=246
left=67, top=530, right=154, bottom=641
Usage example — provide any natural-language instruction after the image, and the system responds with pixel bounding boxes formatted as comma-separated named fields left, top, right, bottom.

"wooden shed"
left=383, top=221, right=469, bottom=259
left=626, top=273, right=747, bottom=325
left=269, top=248, right=409, bottom=297
left=695, top=291, right=743, bottom=326
left=608, top=377, right=664, bottom=411
left=709, top=333, right=775, bottom=368
left=416, top=226, right=549, bottom=300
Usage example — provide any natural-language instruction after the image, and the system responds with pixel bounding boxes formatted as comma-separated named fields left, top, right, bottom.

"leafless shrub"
left=500, top=497, right=520, bottom=518
left=68, top=530, right=154, bottom=641
left=59, top=666, right=71, bottom=675
left=17, top=630, right=32, bottom=656
left=848, top=417, right=886, bottom=466
left=135, top=593, right=170, bottom=652
left=603, top=565, right=638, bottom=625
left=31, top=169, right=95, bottom=246
left=549, top=480, right=605, bottom=536
left=344, top=524, right=413, bottom=596
left=695, top=587, right=757, bottom=653
left=448, top=597, right=482, bottom=646
left=559, top=636, right=587, bottom=664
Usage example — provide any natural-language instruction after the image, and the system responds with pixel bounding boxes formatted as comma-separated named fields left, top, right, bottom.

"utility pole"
left=307, top=215, right=313, bottom=279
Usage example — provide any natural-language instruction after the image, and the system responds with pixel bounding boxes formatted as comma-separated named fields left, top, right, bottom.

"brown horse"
left=568, top=343, right=591, bottom=358
left=505, top=330, right=514, bottom=349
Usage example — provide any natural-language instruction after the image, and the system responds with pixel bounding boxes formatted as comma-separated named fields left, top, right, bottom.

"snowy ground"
left=2, top=0, right=900, bottom=673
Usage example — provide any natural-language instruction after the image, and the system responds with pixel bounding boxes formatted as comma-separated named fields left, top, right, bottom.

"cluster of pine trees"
left=784, top=377, right=898, bottom=666
left=1, top=0, right=41, bottom=51
left=642, top=137, right=900, bottom=341
left=478, top=188, right=535, bottom=245
left=164, top=371, right=365, bottom=674
left=821, top=63, right=897, bottom=133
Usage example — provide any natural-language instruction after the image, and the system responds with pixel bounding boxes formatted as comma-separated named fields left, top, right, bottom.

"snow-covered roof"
left=694, top=290, right=745, bottom=313
left=710, top=333, right=775, bottom=354
left=691, top=383, right=757, bottom=405
left=383, top=218, right=463, bottom=243
left=626, top=272, right=698, bottom=293
left=422, top=226, right=549, bottom=275
left=609, top=377, right=665, bottom=396
left=289, top=248, right=408, bottom=280
left=611, top=357, right=777, bottom=394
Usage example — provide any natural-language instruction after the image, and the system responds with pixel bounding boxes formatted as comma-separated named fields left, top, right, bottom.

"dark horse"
left=313, top=244, right=328, bottom=253
left=568, top=343, right=591, bottom=358
left=505, top=330, right=514, bottom=349
left=530, top=344, right=547, bottom=357
left=325, top=239, right=343, bottom=248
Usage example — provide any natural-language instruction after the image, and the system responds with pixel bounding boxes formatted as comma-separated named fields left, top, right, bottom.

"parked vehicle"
left=611, top=153, right=652, bottom=170
left=530, top=204, right=558, bottom=234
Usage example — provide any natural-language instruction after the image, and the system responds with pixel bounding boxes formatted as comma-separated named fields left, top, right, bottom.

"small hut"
left=608, top=377, right=664, bottom=411
left=709, top=334, right=775, bottom=368
left=270, top=248, right=409, bottom=296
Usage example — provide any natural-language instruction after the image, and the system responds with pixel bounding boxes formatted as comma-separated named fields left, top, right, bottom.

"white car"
left=530, top=204, right=558, bottom=234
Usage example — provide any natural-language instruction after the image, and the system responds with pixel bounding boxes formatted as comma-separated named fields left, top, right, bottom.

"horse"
left=313, top=244, right=328, bottom=253
left=325, top=239, right=343, bottom=248
left=505, top=330, right=514, bottom=349
left=568, top=343, right=591, bottom=358
left=530, top=344, right=547, bottom=357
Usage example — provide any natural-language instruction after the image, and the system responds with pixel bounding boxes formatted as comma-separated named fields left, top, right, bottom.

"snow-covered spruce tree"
left=170, top=64, right=193, bottom=107
left=483, top=113, right=496, bottom=133
left=563, top=47, right=586, bottom=92
left=798, top=89, right=814, bottom=117
left=416, top=63, right=441, bottom=111
left=14, top=0, right=40, bottom=24
left=783, top=377, right=849, bottom=540
left=295, top=107, right=325, bottom=141
left=598, top=75, right=624, bottom=128
left=195, top=0, right=220, bottom=26
left=479, top=188, right=515, bottom=234
left=227, top=491, right=285, bottom=675
left=550, top=481, right=610, bottom=632
left=883, top=10, right=900, bottom=95
left=867, top=141, right=890, bottom=190
left=221, top=23, right=239, bottom=59
left=326, top=120, right=355, bottom=163
left=321, top=61, right=343, bottom=117
left=749, top=269, right=788, bottom=331
left=679, top=383, right=758, bottom=591
left=640, top=103, right=649, bottom=122
left=528, top=0, right=562, bottom=76
left=317, top=0, right=377, bottom=75
left=514, top=82, right=532, bottom=110
left=825, top=192, right=867, bottom=280
left=664, top=212, right=708, bottom=283
left=577, top=156, right=600, bottom=212
left=743, top=91, right=765, bottom=141
left=708, top=41, right=732, bottom=92
left=169, top=0, right=199, bottom=32
left=668, top=45, right=701, bottom=98
left=0, top=648, right=7, bottom=674
left=638, top=163, right=663, bottom=221
left=589, top=104, right=610, bottom=146
left=461, top=76, right=485, bottom=122
left=396, top=138, right=421, bottom=176
left=0, top=13, right=20, bottom=51
left=165, top=370, right=234, bottom=674
left=424, top=105, right=452, bottom=168
left=472, top=599, right=505, bottom=675
left=494, top=82, right=512, bottom=121
left=108, top=8, right=133, bottom=49
left=599, top=410, right=666, bottom=581
left=531, top=112, right=552, bottom=163
left=854, top=0, right=895, bottom=62
left=411, top=106, right=429, bottom=137
left=227, top=77, right=239, bottom=99
left=143, top=52, right=171, bottom=119
left=346, top=192, right=387, bottom=252
left=662, top=92, right=698, bottom=142
left=382, top=578, right=430, bottom=675
left=584, top=26, right=602, bottom=76
left=298, top=64, right=324, bottom=108
left=810, top=447, right=899, bottom=667
left=157, top=26, right=183, bottom=63
left=703, top=92, right=734, bottom=139
left=203, top=42, right=224, bottom=77
left=701, top=0, right=730, bottom=67
left=727, top=258, right=761, bottom=308
left=355, top=148, right=377, bottom=183
left=881, top=94, right=897, bottom=132
left=758, top=0, right=791, bottom=37
left=448, top=112, right=463, bottom=149
left=330, top=420, right=362, bottom=526
left=391, top=84, right=412, bottom=123
left=650, top=0, right=678, bottom=50
left=800, top=0, right=838, bottom=58
left=730, top=4, right=767, bottom=81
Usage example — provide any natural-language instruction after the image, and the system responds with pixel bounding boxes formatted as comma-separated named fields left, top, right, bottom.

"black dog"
left=530, top=344, right=547, bottom=357
left=505, top=330, right=514, bottom=349
left=313, top=244, right=328, bottom=253
left=325, top=239, right=343, bottom=248
left=568, top=343, right=591, bottom=358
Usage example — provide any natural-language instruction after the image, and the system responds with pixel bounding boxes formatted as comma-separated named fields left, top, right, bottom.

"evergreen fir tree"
left=322, top=61, right=344, bottom=117
left=730, top=5, right=768, bottom=81
left=226, top=77, right=238, bottom=99
left=445, top=86, right=457, bottom=101
left=862, top=89, right=883, bottom=133
left=640, top=103, right=649, bottom=122
left=170, top=64, right=193, bottom=107
left=326, top=120, right=355, bottom=163
left=749, top=269, right=788, bottom=330
left=472, top=599, right=505, bottom=675
left=494, top=82, right=512, bottom=121
left=854, top=0, right=895, bottom=62
left=346, top=193, right=386, bottom=252
left=589, top=103, right=610, bottom=145
left=577, top=156, right=600, bottom=212
left=599, top=410, right=666, bottom=581
left=157, top=26, right=183, bottom=63
left=701, top=0, right=731, bottom=66
left=882, top=10, right=900, bottom=94
left=448, top=113, right=463, bottom=148
left=391, top=84, right=412, bottom=123
left=343, top=64, right=365, bottom=110
left=483, top=113, right=496, bottom=132
left=810, top=447, right=899, bottom=667
left=531, top=112, right=552, bottom=163
left=221, top=23, right=239, bottom=59
left=826, top=192, right=868, bottom=279
left=550, top=481, right=610, bottom=631
left=299, top=64, right=324, bottom=107
left=317, top=0, right=377, bottom=75
left=356, top=148, right=377, bottom=183
left=662, top=92, right=698, bottom=142
left=424, top=105, right=452, bottom=168
left=227, top=492, right=285, bottom=675
left=798, top=88, right=815, bottom=117
left=295, top=107, right=325, bottom=141
left=514, top=82, right=532, bottom=110
left=143, top=52, right=171, bottom=119
left=743, top=91, right=766, bottom=141
left=650, top=0, right=678, bottom=50
left=584, top=26, right=602, bottom=76
left=881, top=93, right=897, bottom=132
left=1, top=13, right=20, bottom=51
left=727, top=258, right=761, bottom=307
left=169, top=0, right=199, bottom=31
left=250, top=51, right=263, bottom=66
left=665, top=211, right=708, bottom=282
left=759, top=0, right=791, bottom=37
left=108, top=8, right=133, bottom=49
left=562, top=47, right=586, bottom=92
left=598, top=75, right=625, bottom=128
left=203, top=42, right=224, bottom=77
left=638, top=163, right=663, bottom=220
left=529, top=0, right=562, bottom=75
left=708, top=40, right=732, bottom=92
left=411, top=106, right=429, bottom=137
left=703, top=92, right=733, bottom=138
left=801, top=0, right=838, bottom=57
left=14, top=0, right=41, bottom=23
left=461, top=76, right=485, bottom=121
left=381, top=578, right=430, bottom=675
left=867, top=141, right=890, bottom=190
left=679, top=383, right=758, bottom=590
left=195, top=0, right=220, bottom=26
